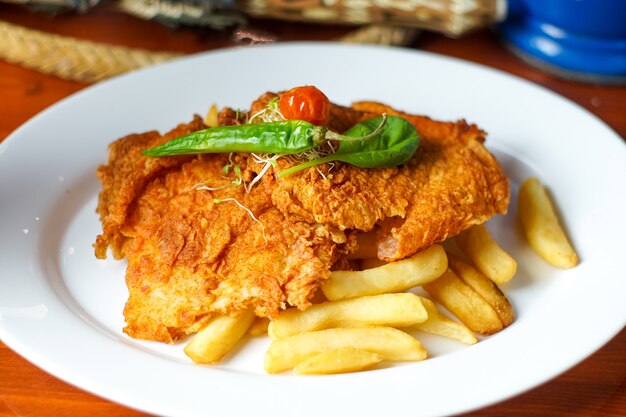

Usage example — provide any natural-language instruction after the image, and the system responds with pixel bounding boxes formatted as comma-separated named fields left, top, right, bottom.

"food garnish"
left=143, top=116, right=389, bottom=155
left=143, top=85, right=419, bottom=178
left=278, top=85, right=330, bottom=126
left=143, top=114, right=418, bottom=176
left=277, top=114, right=419, bottom=177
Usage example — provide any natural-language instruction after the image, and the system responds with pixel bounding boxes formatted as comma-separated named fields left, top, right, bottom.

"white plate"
left=1, top=43, right=625, bottom=417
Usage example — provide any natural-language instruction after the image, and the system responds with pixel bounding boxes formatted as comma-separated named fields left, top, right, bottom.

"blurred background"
left=1, top=0, right=625, bottom=140
left=1, top=0, right=625, bottom=84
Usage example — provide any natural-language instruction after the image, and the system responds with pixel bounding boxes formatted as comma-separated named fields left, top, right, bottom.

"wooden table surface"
left=1, top=4, right=625, bottom=417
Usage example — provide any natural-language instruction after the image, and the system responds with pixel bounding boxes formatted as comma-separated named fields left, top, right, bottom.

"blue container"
left=498, top=0, right=626, bottom=84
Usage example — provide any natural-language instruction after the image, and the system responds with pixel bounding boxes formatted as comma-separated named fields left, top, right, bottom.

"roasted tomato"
left=279, top=85, right=330, bottom=126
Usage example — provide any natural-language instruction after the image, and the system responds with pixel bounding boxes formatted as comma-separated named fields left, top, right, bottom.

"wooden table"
left=1, top=4, right=625, bottom=416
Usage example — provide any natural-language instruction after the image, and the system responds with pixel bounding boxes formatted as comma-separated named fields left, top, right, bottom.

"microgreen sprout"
left=233, top=109, right=249, bottom=125
left=248, top=97, right=285, bottom=123
left=246, top=153, right=282, bottom=191
left=192, top=182, right=231, bottom=192
left=222, top=153, right=235, bottom=174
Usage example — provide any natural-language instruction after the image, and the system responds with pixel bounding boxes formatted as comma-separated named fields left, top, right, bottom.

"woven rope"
left=0, top=19, right=415, bottom=83
left=338, top=24, right=417, bottom=46
left=0, top=20, right=182, bottom=83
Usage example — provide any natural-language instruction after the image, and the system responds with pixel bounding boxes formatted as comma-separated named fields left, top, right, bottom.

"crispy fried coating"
left=273, top=101, right=509, bottom=260
left=102, top=150, right=348, bottom=342
left=94, top=117, right=204, bottom=260
left=94, top=94, right=509, bottom=342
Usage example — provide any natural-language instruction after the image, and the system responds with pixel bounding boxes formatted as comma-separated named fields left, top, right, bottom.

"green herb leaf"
left=142, top=120, right=319, bottom=157
left=277, top=116, right=419, bottom=178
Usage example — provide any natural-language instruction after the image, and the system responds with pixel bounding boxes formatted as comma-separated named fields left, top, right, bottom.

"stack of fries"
left=182, top=177, right=578, bottom=374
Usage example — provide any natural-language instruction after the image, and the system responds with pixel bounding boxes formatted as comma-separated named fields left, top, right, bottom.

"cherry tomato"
left=279, top=86, right=330, bottom=126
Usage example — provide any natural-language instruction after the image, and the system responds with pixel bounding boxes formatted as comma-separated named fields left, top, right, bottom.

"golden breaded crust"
left=94, top=116, right=205, bottom=259
left=272, top=101, right=509, bottom=260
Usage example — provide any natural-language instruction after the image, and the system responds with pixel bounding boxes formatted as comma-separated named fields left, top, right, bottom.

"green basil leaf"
left=336, top=115, right=419, bottom=168
left=278, top=115, right=419, bottom=177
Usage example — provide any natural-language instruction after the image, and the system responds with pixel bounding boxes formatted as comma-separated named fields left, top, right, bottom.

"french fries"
left=446, top=253, right=515, bottom=327
left=455, top=224, right=517, bottom=284
left=423, top=269, right=504, bottom=335
left=184, top=310, right=255, bottom=364
left=264, top=327, right=427, bottom=374
left=203, top=103, right=219, bottom=127
left=293, top=348, right=383, bottom=375
left=248, top=317, right=270, bottom=336
left=518, top=177, right=578, bottom=268
left=268, top=293, right=428, bottom=339
left=322, top=244, right=447, bottom=300
left=413, top=296, right=477, bottom=345
left=182, top=175, right=582, bottom=373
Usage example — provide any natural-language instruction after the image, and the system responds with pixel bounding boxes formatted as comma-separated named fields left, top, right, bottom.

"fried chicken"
left=94, top=94, right=509, bottom=343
